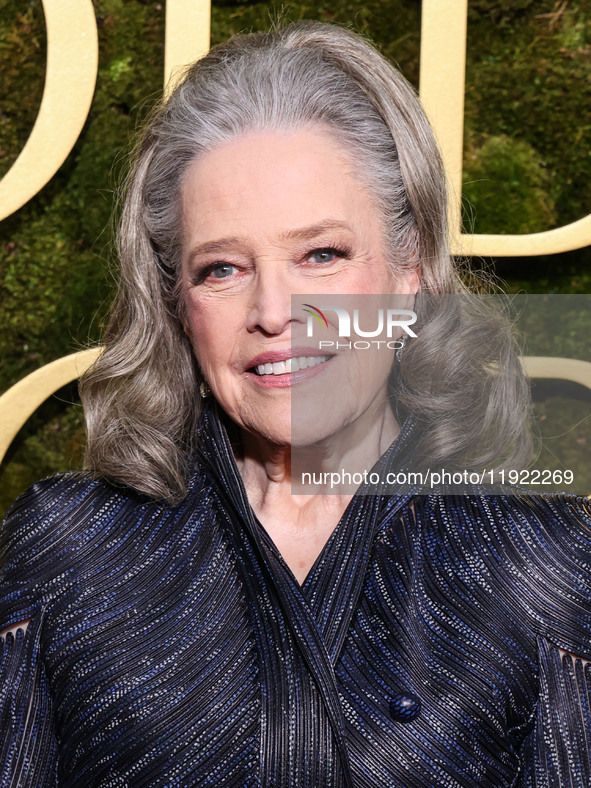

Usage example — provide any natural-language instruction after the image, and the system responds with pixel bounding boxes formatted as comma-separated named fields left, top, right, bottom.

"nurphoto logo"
left=303, top=303, right=417, bottom=349
left=303, top=304, right=417, bottom=338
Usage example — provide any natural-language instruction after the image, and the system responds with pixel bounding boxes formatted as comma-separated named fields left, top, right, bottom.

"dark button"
left=389, top=692, right=421, bottom=722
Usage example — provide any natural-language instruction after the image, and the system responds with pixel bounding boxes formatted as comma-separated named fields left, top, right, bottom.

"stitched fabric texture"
left=1, top=405, right=590, bottom=786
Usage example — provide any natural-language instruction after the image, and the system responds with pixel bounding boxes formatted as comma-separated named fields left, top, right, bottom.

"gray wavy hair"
left=79, top=20, right=532, bottom=503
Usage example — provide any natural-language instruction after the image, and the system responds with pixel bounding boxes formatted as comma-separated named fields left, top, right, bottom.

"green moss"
left=463, top=134, right=556, bottom=234
left=0, top=1, right=46, bottom=178
left=465, top=0, right=591, bottom=229
left=531, top=393, right=591, bottom=495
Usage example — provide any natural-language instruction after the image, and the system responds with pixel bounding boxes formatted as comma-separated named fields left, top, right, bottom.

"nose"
left=245, top=265, right=294, bottom=336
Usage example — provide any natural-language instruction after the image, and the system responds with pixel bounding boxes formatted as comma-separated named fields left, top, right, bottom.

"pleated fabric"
left=1, top=402, right=591, bottom=787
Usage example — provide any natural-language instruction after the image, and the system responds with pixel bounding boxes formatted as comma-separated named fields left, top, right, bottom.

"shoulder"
left=415, top=491, right=591, bottom=654
left=1, top=460, right=211, bottom=556
left=1, top=472, right=107, bottom=564
left=1, top=471, right=139, bottom=566
left=0, top=466, right=210, bottom=622
left=416, top=489, right=591, bottom=574
left=453, top=491, right=591, bottom=579
left=415, top=488, right=591, bottom=551
left=477, top=490, right=591, bottom=559
left=0, top=472, right=105, bottom=623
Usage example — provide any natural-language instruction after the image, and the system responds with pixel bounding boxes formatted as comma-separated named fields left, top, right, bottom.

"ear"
left=405, top=266, right=421, bottom=296
left=396, top=264, right=421, bottom=296
left=178, top=301, right=192, bottom=339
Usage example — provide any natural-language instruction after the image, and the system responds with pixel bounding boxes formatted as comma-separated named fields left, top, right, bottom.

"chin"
left=250, top=423, right=292, bottom=448
left=238, top=406, right=293, bottom=448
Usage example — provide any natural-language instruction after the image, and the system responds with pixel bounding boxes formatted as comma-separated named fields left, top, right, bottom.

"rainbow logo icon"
left=302, top=304, right=328, bottom=328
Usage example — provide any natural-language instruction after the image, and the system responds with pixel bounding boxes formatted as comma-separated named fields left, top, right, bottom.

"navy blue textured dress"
left=1, top=403, right=591, bottom=786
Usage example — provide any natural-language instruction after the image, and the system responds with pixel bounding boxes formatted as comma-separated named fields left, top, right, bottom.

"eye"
left=210, top=262, right=236, bottom=279
left=307, top=247, right=346, bottom=265
left=192, top=262, right=238, bottom=283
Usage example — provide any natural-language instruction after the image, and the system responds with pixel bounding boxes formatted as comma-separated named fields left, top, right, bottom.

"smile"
left=254, top=355, right=330, bottom=376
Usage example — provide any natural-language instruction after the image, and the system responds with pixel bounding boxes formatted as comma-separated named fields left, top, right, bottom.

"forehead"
left=180, top=128, right=377, bottom=241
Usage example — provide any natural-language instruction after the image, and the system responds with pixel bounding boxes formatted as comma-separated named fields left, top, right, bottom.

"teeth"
left=255, top=355, right=329, bottom=376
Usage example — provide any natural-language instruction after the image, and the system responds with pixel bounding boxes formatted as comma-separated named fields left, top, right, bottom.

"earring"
left=395, top=334, right=408, bottom=363
left=199, top=380, right=211, bottom=398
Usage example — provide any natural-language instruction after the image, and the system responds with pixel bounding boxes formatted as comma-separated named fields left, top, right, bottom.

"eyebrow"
left=186, top=219, right=353, bottom=260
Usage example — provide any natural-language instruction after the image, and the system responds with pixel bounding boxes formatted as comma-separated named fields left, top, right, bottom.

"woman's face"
left=180, top=128, right=418, bottom=446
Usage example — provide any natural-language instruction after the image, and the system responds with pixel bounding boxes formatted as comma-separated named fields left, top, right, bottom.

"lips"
left=245, top=347, right=333, bottom=375
left=254, top=355, right=330, bottom=376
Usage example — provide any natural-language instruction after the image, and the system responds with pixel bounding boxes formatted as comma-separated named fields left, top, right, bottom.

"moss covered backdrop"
left=1, top=0, right=590, bottom=515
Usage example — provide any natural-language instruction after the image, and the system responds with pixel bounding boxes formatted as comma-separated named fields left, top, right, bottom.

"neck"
left=237, top=398, right=399, bottom=502
left=232, top=399, right=399, bottom=585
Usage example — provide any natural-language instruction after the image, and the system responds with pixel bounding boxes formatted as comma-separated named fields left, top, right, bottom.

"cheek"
left=183, top=297, right=219, bottom=369
left=183, top=293, right=244, bottom=377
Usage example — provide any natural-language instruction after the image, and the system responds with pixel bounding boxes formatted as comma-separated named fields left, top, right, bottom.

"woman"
left=1, top=20, right=590, bottom=788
